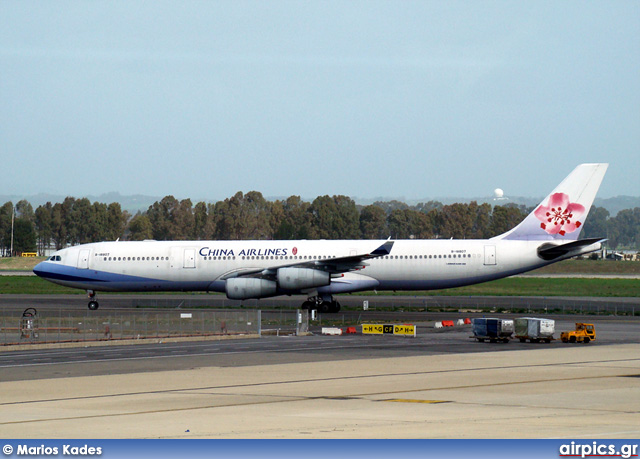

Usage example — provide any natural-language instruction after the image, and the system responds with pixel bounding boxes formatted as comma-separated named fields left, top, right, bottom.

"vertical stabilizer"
left=497, top=163, right=608, bottom=241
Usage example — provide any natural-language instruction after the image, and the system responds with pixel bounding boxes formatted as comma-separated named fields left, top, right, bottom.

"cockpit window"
left=48, top=255, right=62, bottom=262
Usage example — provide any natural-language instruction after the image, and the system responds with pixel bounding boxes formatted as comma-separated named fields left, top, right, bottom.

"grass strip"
left=1, top=276, right=638, bottom=297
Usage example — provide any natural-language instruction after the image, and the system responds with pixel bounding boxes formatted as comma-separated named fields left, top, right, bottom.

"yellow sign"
left=362, top=324, right=385, bottom=334
left=393, top=325, right=416, bottom=336
left=362, top=324, right=416, bottom=337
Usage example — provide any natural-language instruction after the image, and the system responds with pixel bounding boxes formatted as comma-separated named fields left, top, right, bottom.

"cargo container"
left=514, top=318, right=555, bottom=343
left=471, top=318, right=514, bottom=343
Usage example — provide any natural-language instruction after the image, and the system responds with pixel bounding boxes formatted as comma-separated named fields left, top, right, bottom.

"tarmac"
left=1, top=343, right=638, bottom=438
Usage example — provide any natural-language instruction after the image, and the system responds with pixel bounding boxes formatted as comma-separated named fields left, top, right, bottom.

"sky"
left=1, top=1, right=638, bottom=202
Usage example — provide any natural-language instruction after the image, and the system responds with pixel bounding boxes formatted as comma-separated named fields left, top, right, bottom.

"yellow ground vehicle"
left=561, top=323, right=596, bottom=343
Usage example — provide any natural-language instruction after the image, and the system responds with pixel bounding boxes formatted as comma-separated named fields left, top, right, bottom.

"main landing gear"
left=301, top=296, right=341, bottom=313
left=87, top=290, right=99, bottom=310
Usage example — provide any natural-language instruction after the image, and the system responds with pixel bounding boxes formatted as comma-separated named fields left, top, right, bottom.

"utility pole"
left=10, top=205, right=14, bottom=257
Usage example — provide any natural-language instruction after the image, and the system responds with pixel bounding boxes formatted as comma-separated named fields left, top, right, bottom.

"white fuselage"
left=35, top=238, right=553, bottom=295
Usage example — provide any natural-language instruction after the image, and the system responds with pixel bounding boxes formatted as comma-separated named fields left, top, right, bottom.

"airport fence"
left=352, top=297, right=640, bottom=316
left=261, top=309, right=310, bottom=336
left=0, top=309, right=264, bottom=345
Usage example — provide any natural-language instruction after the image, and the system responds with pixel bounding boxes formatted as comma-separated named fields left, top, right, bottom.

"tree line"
left=1, top=192, right=638, bottom=255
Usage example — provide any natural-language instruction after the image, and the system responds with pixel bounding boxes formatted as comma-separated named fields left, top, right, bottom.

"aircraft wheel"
left=88, top=301, right=99, bottom=310
left=319, top=302, right=330, bottom=314
left=330, top=301, right=341, bottom=313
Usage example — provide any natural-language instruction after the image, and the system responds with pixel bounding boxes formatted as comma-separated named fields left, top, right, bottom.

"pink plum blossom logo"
left=534, top=192, right=585, bottom=236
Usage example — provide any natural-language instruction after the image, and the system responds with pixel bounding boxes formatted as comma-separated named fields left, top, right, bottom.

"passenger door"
left=183, top=249, right=196, bottom=269
left=484, top=245, right=496, bottom=265
left=77, top=249, right=90, bottom=269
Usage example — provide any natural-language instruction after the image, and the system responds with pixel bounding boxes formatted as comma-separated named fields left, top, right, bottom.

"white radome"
left=494, top=188, right=504, bottom=198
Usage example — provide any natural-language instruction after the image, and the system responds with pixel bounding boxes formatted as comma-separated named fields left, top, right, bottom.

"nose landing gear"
left=87, top=290, right=99, bottom=310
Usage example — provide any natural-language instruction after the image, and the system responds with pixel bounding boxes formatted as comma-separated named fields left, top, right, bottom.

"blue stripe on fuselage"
left=33, top=262, right=170, bottom=288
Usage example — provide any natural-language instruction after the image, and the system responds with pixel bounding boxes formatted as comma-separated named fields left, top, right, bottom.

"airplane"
left=34, top=163, right=608, bottom=312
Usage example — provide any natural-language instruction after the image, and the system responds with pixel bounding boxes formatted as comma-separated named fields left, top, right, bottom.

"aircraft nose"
left=33, top=261, right=49, bottom=278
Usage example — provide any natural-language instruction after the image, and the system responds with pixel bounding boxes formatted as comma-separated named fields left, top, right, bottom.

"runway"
left=1, top=344, right=638, bottom=438
left=1, top=316, right=639, bottom=380
left=0, top=313, right=639, bottom=438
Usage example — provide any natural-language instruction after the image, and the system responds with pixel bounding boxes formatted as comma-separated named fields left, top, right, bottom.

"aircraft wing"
left=219, top=240, right=394, bottom=281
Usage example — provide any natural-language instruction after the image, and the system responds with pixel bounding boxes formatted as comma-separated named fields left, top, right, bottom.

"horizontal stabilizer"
left=537, top=238, right=605, bottom=261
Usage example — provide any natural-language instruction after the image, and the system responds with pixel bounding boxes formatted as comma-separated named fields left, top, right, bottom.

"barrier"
left=456, top=319, right=465, bottom=326
left=441, top=320, right=455, bottom=327
left=464, top=318, right=472, bottom=325
left=322, top=327, right=343, bottom=336
left=434, top=322, right=443, bottom=329
left=345, top=327, right=357, bottom=334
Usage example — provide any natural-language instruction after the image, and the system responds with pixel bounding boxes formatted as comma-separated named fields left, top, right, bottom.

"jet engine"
left=225, top=277, right=277, bottom=300
left=277, top=267, right=330, bottom=290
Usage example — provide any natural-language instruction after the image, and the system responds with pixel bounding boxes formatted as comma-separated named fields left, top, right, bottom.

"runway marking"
left=382, top=399, right=450, bottom=404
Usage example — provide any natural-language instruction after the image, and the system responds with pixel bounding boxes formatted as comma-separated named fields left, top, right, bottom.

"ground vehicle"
left=515, top=317, right=555, bottom=343
left=472, top=318, right=514, bottom=343
left=560, top=323, right=596, bottom=343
